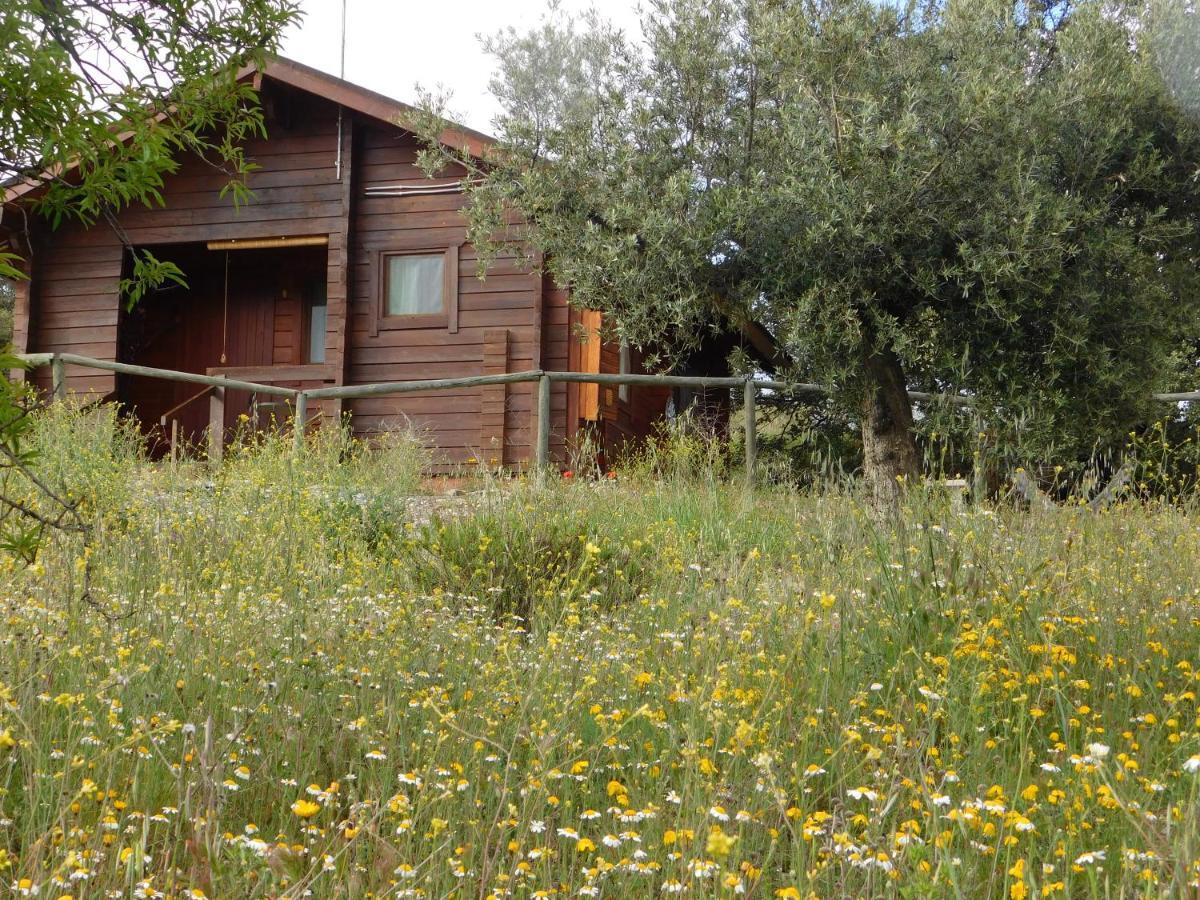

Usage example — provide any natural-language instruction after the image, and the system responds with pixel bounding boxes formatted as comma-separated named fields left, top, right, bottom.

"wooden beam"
left=51, top=355, right=65, bottom=400
left=208, top=385, right=226, bottom=463
left=744, top=379, right=757, bottom=487
left=293, top=392, right=308, bottom=454
left=306, top=370, right=543, bottom=401
left=536, top=373, right=551, bottom=471
left=22, top=353, right=300, bottom=397
left=205, top=235, right=327, bottom=251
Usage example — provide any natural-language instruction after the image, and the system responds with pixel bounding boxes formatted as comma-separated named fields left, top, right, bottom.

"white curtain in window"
left=308, top=303, right=327, bottom=363
left=387, top=254, right=444, bottom=315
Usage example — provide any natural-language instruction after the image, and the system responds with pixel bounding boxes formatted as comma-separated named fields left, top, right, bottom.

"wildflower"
left=1009, top=859, right=1028, bottom=899
left=1087, top=743, right=1110, bottom=759
left=1183, top=756, right=1200, bottom=774
left=706, top=827, right=737, bottom=857
left=291, top=799, right=320, bottom=819
left=1074, top=851, right=1106, bottom=866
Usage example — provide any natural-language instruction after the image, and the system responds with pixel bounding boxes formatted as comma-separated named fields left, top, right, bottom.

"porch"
left=115, top=239, right=338, bottom=452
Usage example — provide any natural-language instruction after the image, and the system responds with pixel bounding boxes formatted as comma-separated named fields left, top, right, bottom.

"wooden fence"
left=17, top=352, right=1200, bottom=484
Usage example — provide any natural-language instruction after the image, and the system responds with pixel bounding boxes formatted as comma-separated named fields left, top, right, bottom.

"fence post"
left=535, top=374, right=551, bottom=472
left=51, top=354, right=66, bottom=401
left=293, top=391, right=308, bottom=454
left=207, top=382, right=225, bottom=465
left=744, top=377, right=757, bottom=487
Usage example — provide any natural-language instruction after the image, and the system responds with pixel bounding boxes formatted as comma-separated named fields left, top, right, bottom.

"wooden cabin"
left=3, top=58, right=763, bottom=469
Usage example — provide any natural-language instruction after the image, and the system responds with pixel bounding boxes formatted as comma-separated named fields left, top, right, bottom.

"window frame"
left=374, top=245, right=459, bottom=333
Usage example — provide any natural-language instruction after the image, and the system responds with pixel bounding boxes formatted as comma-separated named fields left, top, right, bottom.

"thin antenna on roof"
left=339, top=0, right=347, bottom=79
left=334, top=0, right=347, bottom=180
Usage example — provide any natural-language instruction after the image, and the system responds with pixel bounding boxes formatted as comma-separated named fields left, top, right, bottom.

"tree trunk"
left=860, top=346, right=919, bottom=518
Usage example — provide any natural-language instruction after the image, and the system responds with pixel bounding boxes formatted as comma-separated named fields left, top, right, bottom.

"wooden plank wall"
left=18, top=77, right=604, bottom=467
left=25, top=81, right=347, bottom=398
left=540, top=278, right=575, bottom=464
left=29, top=231, right=124, bottom=396
left=597, top=343, right=672, bottom=465
left=479, top=329, right=509, bottom=464
left=346, top=125, right=545, bottom=467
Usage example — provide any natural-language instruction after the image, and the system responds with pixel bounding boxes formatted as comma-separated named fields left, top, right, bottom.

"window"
left=376, top=247, right=458, bottom=332
left=305, top=280, right=327, bottom=364
left=387, top=253, right=444, bottom=314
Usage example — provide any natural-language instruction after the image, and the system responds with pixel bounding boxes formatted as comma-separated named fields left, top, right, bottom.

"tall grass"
left=0, top=405, right=1196, bottom=897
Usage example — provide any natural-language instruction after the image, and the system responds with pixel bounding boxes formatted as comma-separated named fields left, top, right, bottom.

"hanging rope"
left=220, top=250, right=229, bottom=365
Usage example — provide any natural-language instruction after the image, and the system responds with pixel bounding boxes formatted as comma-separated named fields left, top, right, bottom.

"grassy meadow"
left=0, top=405, right=1198, bottom=898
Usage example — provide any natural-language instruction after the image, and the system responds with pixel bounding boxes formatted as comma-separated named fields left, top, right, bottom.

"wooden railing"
left=158, top=384, right=215, bottom=461
left=18, top=352, right=1200, bottom=483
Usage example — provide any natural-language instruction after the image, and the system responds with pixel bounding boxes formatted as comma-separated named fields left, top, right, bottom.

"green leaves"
left=119, top=249, right=188, bottom=311
left=2, top=1, right=299, bottom=234
left=0, top=0, right=299, bottom=572
left=438, top=0, right=1200, bottom=466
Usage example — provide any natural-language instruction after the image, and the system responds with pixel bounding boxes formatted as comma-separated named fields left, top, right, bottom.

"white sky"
left=281, top=0, right=645, bottom=135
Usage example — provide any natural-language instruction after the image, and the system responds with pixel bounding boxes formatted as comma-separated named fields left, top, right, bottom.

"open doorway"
left=117, top=241, right=328, bottom=452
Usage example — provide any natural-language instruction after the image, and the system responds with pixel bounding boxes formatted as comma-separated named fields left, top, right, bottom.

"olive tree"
left=414, top=0, right=1200, bottom=511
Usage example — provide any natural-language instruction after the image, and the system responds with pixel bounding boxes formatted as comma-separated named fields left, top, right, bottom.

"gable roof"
left=248, top=56, right=495, bottom=159
left=3, top=55, right=493, bottom=206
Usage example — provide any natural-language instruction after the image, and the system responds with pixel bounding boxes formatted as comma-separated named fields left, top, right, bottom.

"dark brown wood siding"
left=17, top=71, right=654, bottom=467
left=25, top=80, right=348, bottom=397
left=28, top=228, right=124, bottom=396
left=346, top=125, right=545, bottom=467
left=539, top=276, right=574, bottom=463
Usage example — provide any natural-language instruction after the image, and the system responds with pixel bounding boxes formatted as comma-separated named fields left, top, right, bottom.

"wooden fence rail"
left=16, top=352, right=1200, bottom=485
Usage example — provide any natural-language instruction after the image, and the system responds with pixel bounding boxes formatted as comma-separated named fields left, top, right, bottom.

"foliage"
left=411, top=0, right=1200, bottom=490
left=0, top=0, right=299, bottom=566
left=118, top=248, right=189, bottom=310
left=0, top=412, right=1199, bottom=894
left=0, top=276, right=13, bottom=347
left=1, top=0, right=300, bottom=282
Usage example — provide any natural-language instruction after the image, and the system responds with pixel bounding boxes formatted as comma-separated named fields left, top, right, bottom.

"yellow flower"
left=706, top=827, right=738, bottom=858
left=576, top=837, right=596, bottom=852
left=1009, top=858, right=1027, bottom=899
left=291, top=799, right=321, bottom=818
